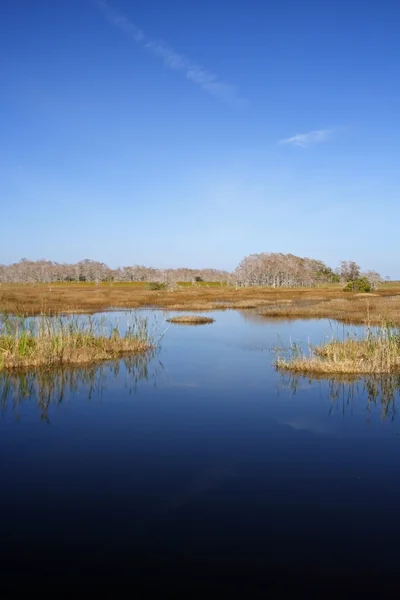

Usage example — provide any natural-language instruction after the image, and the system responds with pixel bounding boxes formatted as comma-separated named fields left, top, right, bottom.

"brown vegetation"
left=167, top=315, right=214, bottom=325
left=261, top=293, right=400, bottom=325
left=1, top=283, right=399, bottom=320
left=0, top=314, right=152, bottom=371
left=275, top=326, right=400, bottom=375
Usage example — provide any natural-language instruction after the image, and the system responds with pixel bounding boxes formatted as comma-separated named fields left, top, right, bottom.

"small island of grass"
left=167, top=315, right=214, bottom=325
left=275, top=326, right=400, bottom=375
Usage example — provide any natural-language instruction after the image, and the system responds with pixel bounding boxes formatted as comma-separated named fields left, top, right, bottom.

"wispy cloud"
left=93, top=0, right=244, bottom=107
left=279, top=129, right=332, bottom=148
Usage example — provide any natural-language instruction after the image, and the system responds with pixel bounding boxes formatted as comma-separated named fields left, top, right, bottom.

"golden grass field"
left=0, top=282, right=400, bottom=324
left=261, top=293, right=400, bottom=325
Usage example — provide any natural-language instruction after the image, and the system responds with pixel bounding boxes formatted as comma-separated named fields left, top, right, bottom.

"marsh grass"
left=0, top=312, right=153, bottom=371
left=3, top=282, right=399, bottom=317
left=275, top=324, right=400, bottom=375
left=2, top=283, right=400, bottom=326
left=167, top=315, right=215, bottom=325
left=261, top=295, right=400, bottom=325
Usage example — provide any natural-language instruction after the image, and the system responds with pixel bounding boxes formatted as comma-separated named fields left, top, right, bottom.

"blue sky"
left=1, top=0, right=399, bottom=276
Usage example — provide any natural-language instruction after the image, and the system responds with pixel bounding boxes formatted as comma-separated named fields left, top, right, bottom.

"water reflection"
left=280, top=373, right=400, bottom=421
left=0, top=352, right=160, bottom=421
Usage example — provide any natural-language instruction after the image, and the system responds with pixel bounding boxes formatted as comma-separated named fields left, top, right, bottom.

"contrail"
left=93, top=0, right=245, bottom=107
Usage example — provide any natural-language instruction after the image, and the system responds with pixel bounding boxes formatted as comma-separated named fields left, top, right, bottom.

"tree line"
left=0, top=255, right=383, bottom=288
left=0, top=259, right=230, bottom=284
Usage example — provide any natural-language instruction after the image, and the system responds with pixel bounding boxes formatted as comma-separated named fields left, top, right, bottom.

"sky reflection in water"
left=1, top=310, right=400, bottom=589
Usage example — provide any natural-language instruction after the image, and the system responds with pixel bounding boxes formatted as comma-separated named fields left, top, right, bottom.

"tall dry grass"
left=275, top=324, right=400, bottom=375
left=0, top=312, right=153, bottom=370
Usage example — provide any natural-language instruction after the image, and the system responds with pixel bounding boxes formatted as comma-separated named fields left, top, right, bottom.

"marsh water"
left=1, top=310, right=400, bottom=590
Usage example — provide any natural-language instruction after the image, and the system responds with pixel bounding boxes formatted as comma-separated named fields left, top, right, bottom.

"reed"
left=275, top=324, right=400, bottom=374
left=0, top=312, right=153, bottom=371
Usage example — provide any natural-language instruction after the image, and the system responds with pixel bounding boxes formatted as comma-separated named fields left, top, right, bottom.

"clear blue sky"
left=1, top=0, right=399, bottom=276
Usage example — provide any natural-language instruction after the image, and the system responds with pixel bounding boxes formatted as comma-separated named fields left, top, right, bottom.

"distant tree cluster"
left=0, top=259, right=230, bottom=285
left=234, top=253, right=382, bottom=289
left=0, top=255, right=383, bottom=289
left=234, top=253, right=339, bottom=287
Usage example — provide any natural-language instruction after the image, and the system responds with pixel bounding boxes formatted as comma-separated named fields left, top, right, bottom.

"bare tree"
left=0, top=259, right=230, bottom=284
left=337, top=260, right=360, bottom=282
left=363, top=270, right=383, bottom=290
left=234, top=253, right=337, bottom=288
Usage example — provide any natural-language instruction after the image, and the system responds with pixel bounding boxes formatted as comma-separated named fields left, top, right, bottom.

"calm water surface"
left=1, top=310, right=400, bottom=591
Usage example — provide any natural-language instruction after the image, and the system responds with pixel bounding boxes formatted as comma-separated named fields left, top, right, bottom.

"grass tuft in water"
left=167, top=315, right=214, bottom=325
left=0, top=312, right=153, bottom=371
left=275, top=323, right=400, bottom=375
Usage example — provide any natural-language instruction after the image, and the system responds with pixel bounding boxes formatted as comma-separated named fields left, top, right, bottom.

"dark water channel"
left=1, top=310, right=400, bottom=592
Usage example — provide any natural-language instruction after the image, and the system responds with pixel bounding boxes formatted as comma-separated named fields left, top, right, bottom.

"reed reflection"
left=0, top=351, right=161, bottom=422
left=279, top=373, right=400, bottom=422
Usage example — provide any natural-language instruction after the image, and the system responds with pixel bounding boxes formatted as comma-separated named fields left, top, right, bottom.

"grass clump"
left=0, top=312, right=153, bottom=371
left=146, top=282, right=166, bottom=291
left=167, top=315, right=214, bottom=325
left=275, top=324, right=400, bottom=375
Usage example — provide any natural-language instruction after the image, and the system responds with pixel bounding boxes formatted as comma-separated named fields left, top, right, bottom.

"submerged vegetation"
left=275, top=325, right=400, bottom=375
left=0, top=312, right=153, bottom=371
left=167, top=315, right=214, bottom=325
